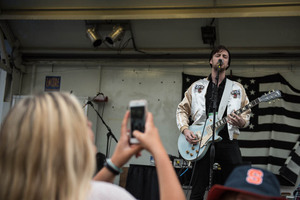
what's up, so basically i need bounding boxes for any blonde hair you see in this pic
[0,92,95,200]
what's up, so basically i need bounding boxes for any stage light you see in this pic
[86,27,102,47]
[105,25,124,45]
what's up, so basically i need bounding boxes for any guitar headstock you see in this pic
[258,90,282,103]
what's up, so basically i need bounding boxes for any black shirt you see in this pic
[205,74,229,140]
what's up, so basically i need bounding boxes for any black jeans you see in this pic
[189,139,243,200]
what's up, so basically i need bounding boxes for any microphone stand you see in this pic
[87,101,118,158]
[208,66,220,190]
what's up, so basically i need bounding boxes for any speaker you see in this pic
[201,26,216,45]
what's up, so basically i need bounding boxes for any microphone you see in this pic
[217,59,223,68]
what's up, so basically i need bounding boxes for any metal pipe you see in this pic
[0,3,299,20]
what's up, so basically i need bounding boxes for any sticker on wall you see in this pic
[45,76,61,91]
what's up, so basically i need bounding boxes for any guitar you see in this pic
[177,90,282,162]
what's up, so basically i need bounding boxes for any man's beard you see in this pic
[213,65,226,73]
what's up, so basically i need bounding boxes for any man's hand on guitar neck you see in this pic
[183,129,199,144]
[227,111,246,128]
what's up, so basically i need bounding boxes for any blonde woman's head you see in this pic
[0,92,95,200]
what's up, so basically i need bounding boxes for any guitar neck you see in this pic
[214,98,260,129]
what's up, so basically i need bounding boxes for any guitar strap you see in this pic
[217,78,233,120]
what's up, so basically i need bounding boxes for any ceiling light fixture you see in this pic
[105,25,124,45]
[86,27,102,47]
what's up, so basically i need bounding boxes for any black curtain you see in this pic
[125,165,159,200]
[96,152,106,172]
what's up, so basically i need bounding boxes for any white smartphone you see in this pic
[129,99,147,144]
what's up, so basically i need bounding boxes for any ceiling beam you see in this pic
[0,4,300,20]
[22,57,300,67]
[19,46,300,55]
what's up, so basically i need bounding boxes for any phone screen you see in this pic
[130,106,145,137]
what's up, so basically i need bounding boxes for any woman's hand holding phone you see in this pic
[110,111,143,168]
[132,112,164,155]
[129,99,147,144]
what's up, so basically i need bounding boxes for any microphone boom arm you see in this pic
[86,95,118,158]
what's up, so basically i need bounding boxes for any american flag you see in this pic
[181,73,300,186]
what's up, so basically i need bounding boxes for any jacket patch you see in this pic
[195,84,205,93]
[231,90,240,98]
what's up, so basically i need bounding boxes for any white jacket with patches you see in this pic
[176,77,251,140]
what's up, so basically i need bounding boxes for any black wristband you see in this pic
[104,161,120,175]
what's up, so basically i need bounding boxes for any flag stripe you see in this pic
[258,115,300,127]
[253,123,299,133]
[279,168,298,185]
[239,140,295,150]
[258,107,300,120]
[257,73,300,93]
[258,99,300,113]
[281,93,300,104]
[239,131,299,142]
[240,147,291,159]
[291,151,300,166]
[242,156,285,166]
[254,164,282,175]
[260,84,300,97]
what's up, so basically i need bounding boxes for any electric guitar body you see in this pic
[178,117,223,161]
[177,90,282,162]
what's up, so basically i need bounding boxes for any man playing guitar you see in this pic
[176,45,251,200]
